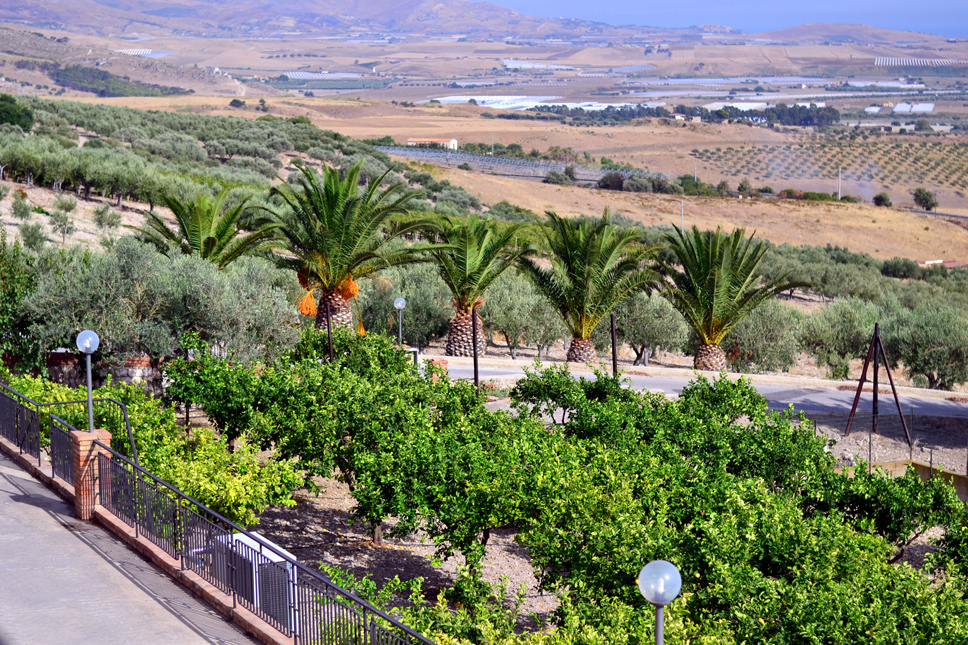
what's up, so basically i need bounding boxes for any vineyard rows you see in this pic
[691,141,968,189]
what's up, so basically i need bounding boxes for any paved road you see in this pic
[448,365,968,419]
[0,450,257,645]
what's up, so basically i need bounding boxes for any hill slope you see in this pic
[749,22,947,44]
[0,0,648,39]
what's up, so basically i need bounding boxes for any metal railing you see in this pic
[49,414,75,483]
[37,397,139,465]
[93,441,434,645]
[0,382,41,464]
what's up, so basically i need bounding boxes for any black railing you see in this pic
[49,414,75,483]
[0,382,41,464]
[94,442,434,645]
[38,397,138,466]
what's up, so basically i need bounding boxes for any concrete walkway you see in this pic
[0,450,257,645]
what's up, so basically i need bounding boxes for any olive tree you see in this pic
[882,306,968,390]
[611,292,689,366]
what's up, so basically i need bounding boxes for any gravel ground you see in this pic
[815,412,968,475]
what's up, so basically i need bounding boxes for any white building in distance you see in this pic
[406,138,458,150]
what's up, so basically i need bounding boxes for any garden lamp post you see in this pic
[638,560,682,645]
[394,298,407,346]
[75,330,99,434]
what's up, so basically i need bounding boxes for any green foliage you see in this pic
[0,94,34,130]
[873,193,894,208]
[544,170,572,185]
[19,222,46,252]
[660,226,807,348]
[287,327,414,377]
[481,270,566,360]
[0,230,39,369]
[24,238,298,364]
[53,194,76,212]
[130,187,279,269]
[487,201,536,224]
[612,292,688,366]
[801,298,879,378]
[882,305,968,389]
[47,64,189,97]
[92,203,122,230]
[268,159,424,322]
[426,214,535,314]
[520,210,659,342]
[358,262,451,350]
[11,192,32,221]
[723,299,803,372]
[914,187,939,211]
[47,207,75,245]
[4,371,299,525]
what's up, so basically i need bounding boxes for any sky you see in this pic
[493,0,968,39]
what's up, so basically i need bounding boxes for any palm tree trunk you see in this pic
[315,289,353,330]
[566,337,596,363]
[694,344,728,371]
[445,308,485,357]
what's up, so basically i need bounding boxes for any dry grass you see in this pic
[426,166,968,260]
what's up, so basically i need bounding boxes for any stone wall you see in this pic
[45,352,163,396]
[47,351,83,388]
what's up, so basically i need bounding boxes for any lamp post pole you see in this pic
[325,302,334,362]
[394,298,407,347]
[85,353,94,433]
[75,330,100,434]
[611,313,618,377]
[472,303,480,391]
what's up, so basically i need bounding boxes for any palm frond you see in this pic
[520,209,659,340]
[660,226,810,345]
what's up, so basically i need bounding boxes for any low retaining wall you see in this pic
[45,352,164,396]
[877,460,968,501]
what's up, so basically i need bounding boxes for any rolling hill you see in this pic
[749,22,949,44]
[0,0,654,39]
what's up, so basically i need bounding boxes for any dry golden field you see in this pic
[51,92,968,261]
[426,165,968,261]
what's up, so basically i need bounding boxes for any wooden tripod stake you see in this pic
[845,323,912,448]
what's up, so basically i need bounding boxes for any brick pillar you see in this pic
[70,428,112,520]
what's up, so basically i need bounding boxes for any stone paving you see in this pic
[0,450,257,645]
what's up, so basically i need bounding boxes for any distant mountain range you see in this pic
[0,0,950,42]
[0,0,653,38]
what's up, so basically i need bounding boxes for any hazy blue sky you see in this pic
[493,0,968,38]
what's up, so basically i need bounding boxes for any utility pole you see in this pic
[694,161,697,182]
[680,201,684,230]
[490,132,494,156]
[838,166,842,200]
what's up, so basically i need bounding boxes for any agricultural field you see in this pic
[693,138,968,195]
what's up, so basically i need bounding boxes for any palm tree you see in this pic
[659,226,807,371]
[129,188,279,270]
[269,159,423,330]
[519,210,659,363]
[426,215,535,357]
